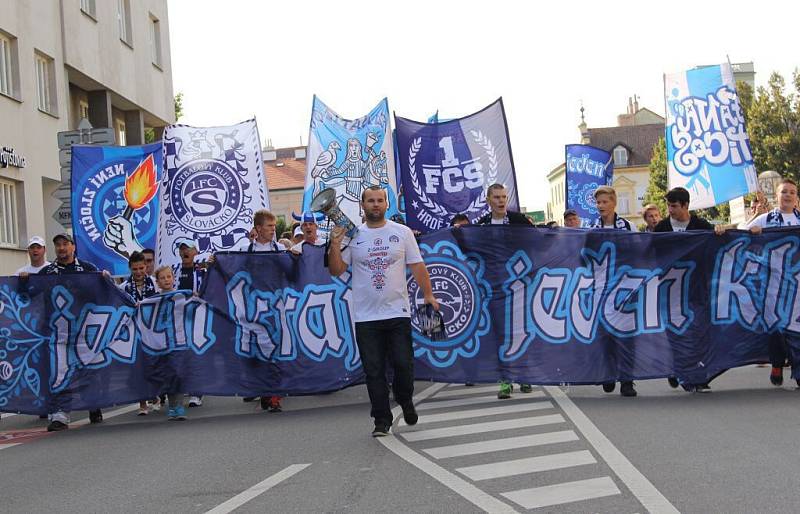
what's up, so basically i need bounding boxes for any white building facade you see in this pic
[0,0,174,273]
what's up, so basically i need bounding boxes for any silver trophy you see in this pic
[309,188,358,238]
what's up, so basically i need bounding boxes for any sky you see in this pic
[167,0,799,212]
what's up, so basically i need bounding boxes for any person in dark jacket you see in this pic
[477,183,532,398]
[654,187,716,392]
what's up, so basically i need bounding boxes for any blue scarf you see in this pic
[591,213,633,231]
[764,208,800,227]
[124,275,157,302]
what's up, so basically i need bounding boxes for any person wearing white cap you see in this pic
[290,211,325,255]
[15,236,50,275]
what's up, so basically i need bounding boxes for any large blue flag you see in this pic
[395,99,519,233]
[71,143,162,275]
[303,96,398,227]
[664,63,758,209]
[565,144,613,227]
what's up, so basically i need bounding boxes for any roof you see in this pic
[586,123,664,167]
[265,159,306,190]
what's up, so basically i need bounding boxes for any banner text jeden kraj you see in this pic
[4,228,800,414]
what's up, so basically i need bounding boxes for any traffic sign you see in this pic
[51,184,71,202]
[59,148,72,167]
[53,202,71,227]
[57,127,115,148]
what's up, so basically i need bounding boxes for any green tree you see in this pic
[145,92,184,143]
[642,136,668,215]
[738,71,800,182]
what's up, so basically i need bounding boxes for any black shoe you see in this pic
[620,381,637,397]
[667,377,679,388]
[89,409,103,424]
[401,403,418,426]
[47,420,68,432]
[602,382,615,393]
[243,397,257,403]
[259,397,269,410]
[694,383,711,393]
[372,424,390,437]
[464,382,474,386]
[39,414,48,419]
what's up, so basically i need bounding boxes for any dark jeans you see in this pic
[769,333,789,368]
[355,317,414,427]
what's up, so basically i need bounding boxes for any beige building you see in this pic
[263,145,307,230]
[0,0,174,274]
[547,98,664,228]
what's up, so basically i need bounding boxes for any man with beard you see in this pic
[327,186,439,437]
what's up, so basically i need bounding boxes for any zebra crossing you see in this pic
[389,383,662,512]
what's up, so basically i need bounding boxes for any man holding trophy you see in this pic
[327,185,439,437]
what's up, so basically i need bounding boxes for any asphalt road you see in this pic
[2,365,798,513]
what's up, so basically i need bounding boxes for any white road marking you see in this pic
[422,430,579,459]
[0,412,19,418]
[501,476,621,509]
[72,404,139,426]
[400,401,553,426]
[434,385,506,398]
[204,463,311,514]
[0,443,21,450]
[417,392,544,411]
[545,386,680,514]
[401,414,565,442]
[456,450,597,481]
[379,382,520,513]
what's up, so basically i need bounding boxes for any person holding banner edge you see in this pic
[477,183,534,399]
[327,185,439,437]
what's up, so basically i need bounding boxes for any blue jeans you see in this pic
[355,317,414,427]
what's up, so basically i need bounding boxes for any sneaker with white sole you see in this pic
[372,423,390,437]
[188,396,203,407]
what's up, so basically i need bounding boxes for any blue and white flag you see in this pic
[565,144,613,227]
[158,119,269,268]
[664,63,758,209]
[71,143,162,275]
[395,99,519,233]
[303,97,397,227]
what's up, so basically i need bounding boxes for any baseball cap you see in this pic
[52,233,74,244]
[563,209,578,218]
[293,227,303,237]
[27,236,45,248]
[175,239,198,249]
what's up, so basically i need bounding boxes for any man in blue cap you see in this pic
[290,210,325,254]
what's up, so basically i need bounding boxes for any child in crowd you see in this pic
[155,265,187,421]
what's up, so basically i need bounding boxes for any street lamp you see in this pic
[758,170,783,206]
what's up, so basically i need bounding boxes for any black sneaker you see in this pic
[371,424,390,437]
[602,382,615,393]
[89,409,103,424]
[667,377,679,388]
[47,420,68,432]
[243,397,257,403]
[259,397,270,410]
[401,403,418,426]
[620,381,637,397]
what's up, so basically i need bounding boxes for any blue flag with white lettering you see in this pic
[565,144,613,227]
[395,98,519,232]
[664,63,758,209]
[71,143,162,275]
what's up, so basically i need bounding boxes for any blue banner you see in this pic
[395,99,519,233]
[303,96,398,229]
[71,143,162,275]
[5,227,800,414]
[565,144,613,227]
[664,63,758,209]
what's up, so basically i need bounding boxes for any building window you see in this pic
[0,179,19,247]
[116,119,127,146]
[79,100,89,121]
[118,0,133,46]
[618,192,631,215]
[149,14,162,68]
[613,146,628,167]
[35,52,57,115]
[0,31,19,99]
[80,0,96,18]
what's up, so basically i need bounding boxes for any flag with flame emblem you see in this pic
[71,143,163,275]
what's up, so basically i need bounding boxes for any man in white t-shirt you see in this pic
[328,185,439,437]
[745,178,800,388]
[16,236,51,275]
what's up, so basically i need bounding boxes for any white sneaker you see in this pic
[188,396,203,407]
